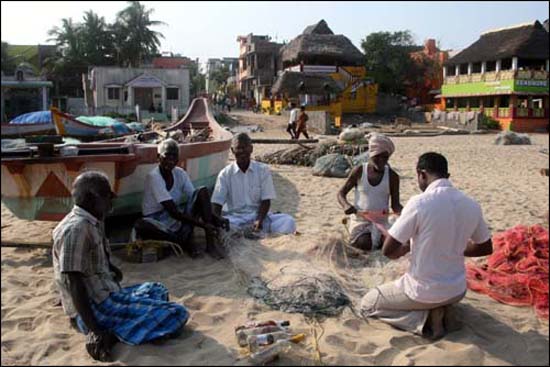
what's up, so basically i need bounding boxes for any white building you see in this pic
[85,66,190,116]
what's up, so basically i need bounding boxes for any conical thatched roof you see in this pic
[302,19,334,35]
[446,21,549,65]
[271,71,344,96]
[280,20,364,66]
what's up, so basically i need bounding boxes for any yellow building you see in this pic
[267,20,377,125]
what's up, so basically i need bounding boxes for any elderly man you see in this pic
[212,133,296,234]
[52,171,189,362]
[361,152,493,339]
[337,133,403,251]
[135,138,227,259]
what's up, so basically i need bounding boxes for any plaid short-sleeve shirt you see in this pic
[52,206,121,317]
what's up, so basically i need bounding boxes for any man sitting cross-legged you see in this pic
[211,133,296,235]
[52,171,189,362]
[134,138,227,259]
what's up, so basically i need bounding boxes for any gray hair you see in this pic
[231,133,252,148]
[72,171,111,206]
[157,138,179,156]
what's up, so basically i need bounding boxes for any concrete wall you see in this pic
[376,93,403,115]
[66,97,88,115]
[430,110,480,131]
[307,110,333,134]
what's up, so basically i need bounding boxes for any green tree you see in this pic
[114,1,165,67]
[188,61,205,98]
[209,66,230,93]
[361,31,421,95]
[1,41,17,74]
[80,10,116,66]
[45,17,87,96]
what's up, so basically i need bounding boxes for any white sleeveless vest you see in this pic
[353,163,390,214]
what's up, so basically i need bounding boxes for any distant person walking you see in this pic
[286,102,298,139]
[295,106,310,140]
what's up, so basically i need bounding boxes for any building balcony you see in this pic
[444,70,549,85]
[445,106,548,119]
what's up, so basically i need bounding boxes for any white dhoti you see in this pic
[224,212,296,234]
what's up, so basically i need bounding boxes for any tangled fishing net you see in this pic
[466,225,549,320]
[247,267,351,317]
[255,139,368,166]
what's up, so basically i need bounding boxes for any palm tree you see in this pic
[114,1,165,67]
[80,10,115,66]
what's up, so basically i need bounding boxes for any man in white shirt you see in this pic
[211,133,296,234]
[135,139,227,259]
[361,152,493,339]
[286,102,298,139]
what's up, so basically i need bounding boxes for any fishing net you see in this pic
[255,140,368,166]
[247,267,351,317]
[466,225,549,320]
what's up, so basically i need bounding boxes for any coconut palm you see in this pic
[114,1,165,67]
[80,10,115,66]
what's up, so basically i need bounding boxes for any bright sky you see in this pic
[2,1,548,69]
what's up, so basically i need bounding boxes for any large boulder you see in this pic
[352,151,370,166]
[495,131,532,145]
[312,154,352,178]
[338,127,364,142]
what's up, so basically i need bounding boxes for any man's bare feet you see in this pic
[443,304,462,333]
[206,243,225,260]
[427,307,446,340]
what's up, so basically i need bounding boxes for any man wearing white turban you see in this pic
[337,133,403,251]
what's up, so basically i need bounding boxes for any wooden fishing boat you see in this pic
[1,121,56,138]
[51,107,132,141]
[1,111,56,138]
[1,98,233,221]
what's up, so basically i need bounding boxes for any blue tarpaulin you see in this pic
[10,111,52,125]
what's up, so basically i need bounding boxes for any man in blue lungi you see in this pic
[52,171,189,361]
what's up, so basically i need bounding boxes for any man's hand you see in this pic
[344,205,357,215]
[213,215,230,231]
[86,330,117,362]
[111,265,123,283]
[540,168,549,177]
[253,220,263,232]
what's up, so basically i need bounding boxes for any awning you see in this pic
[1,80,53,88]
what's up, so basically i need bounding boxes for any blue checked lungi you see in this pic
[75,282,189,345]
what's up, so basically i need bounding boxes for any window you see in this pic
[167,88,179,100]
[499,95,510,108]
[501,58,512,70]
[459,64,468,75]
[472,62,482,73]
[485,61,496,72]
[107,87,120,100]
[457,98,468,108]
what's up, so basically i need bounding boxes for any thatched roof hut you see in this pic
[271,71,344,97]
[445,21,549,65]
[280,20,364,67]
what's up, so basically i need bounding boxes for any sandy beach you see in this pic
[1,111,549,366]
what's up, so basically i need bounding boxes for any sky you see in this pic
[2,1,549,69]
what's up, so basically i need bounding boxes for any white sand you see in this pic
[1,111,548,365]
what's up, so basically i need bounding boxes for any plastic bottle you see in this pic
[248,332,307,353]
[236,325,283,347]
[247,333,276,352]
[235,320,290,333]
[249,340,292,365]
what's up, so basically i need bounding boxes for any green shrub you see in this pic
[479,115,501,130]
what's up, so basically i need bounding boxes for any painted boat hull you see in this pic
[1,122,56,138]
[1,98,233,221]
[51,108,129,139]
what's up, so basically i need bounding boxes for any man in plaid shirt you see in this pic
[52,171,189,361]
